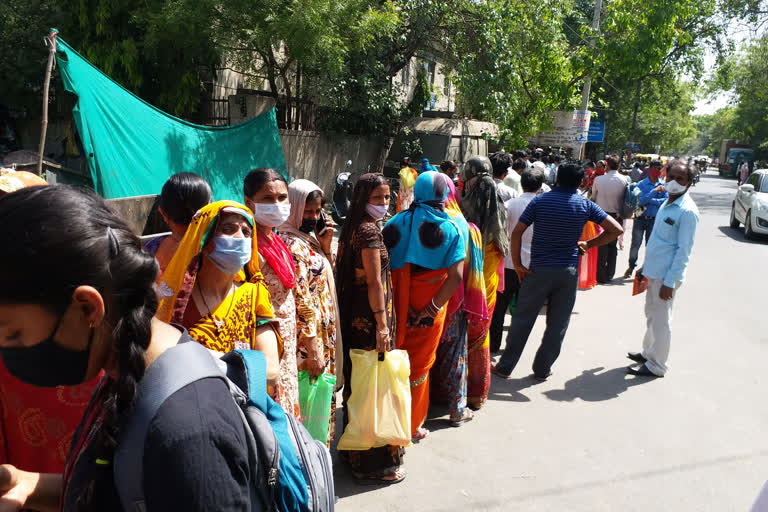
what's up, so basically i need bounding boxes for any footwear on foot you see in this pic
[353,468,407,486]
[412,427,429,441]
[533,370,553,382]
[627,351,647,364]
[627,363,662,378]
[450,409,474,427]
[490,362,512,379]
[623,267,635,279]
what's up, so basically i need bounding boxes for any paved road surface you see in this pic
[333,171,768,511]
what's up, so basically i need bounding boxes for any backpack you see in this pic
[114,341,335,512]
[621,182,643,219]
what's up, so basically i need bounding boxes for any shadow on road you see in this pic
[488,375,541,403]
[717,225,768,244]
[543,366,656,402]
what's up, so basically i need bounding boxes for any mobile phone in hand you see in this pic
[315,211,328,236]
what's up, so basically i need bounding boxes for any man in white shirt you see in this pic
[489,168,545,353]
[591,154,629,283]
[491,152,519,202]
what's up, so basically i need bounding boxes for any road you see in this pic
[333,171,768,511]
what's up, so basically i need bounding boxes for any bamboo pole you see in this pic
[37,29,58,176]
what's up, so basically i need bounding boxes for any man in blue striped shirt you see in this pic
[627,160,699,378]
[492,162,623,380]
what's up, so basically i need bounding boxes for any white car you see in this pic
[730,169,768,239]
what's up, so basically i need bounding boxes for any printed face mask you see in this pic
[207,236,252,274]
[251,202,291,228]
[365,203,388,220]
[0,313,94,387]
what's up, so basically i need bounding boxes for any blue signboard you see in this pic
[588,114,605,142]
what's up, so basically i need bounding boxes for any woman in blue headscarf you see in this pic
[382,171,465,441]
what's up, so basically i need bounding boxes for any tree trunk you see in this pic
[296,64,302,130]
[629,80,642,144]
[374,135,397,173]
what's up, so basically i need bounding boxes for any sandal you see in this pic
[412,427,429,441]
[353,468,407,486]
[450,409,474,427]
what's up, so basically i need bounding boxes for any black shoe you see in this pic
[627,352,647,364]
[627,363,662,378]
[623,267,635,279]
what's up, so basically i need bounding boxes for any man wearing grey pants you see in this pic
[491,162,623,380]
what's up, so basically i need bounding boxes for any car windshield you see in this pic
[760,176,768,193]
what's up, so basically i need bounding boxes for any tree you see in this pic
[451,0,579,147]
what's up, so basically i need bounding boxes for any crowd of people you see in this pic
[0,151,700,510]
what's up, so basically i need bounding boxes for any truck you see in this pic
[719,140,753,178]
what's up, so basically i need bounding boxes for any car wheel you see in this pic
[730,202,740,228]
[745,210,755,240]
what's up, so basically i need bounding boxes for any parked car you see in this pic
[730,169,768,239]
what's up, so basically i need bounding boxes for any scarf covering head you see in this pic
[280,178,345,389]
[459,155,510,258]
[156,200,262,323]
[442,174,488,321]
[419,158,438,174]
[383,171,465,271]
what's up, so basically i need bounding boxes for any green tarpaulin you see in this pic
[56,38,287,201]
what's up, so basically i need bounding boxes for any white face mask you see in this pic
[365,203,388,220]
[665,180,688,195]
[251,202,291,227]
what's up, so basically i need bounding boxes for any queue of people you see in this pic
[0,152,700,510]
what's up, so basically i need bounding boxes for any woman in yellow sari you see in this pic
[156,200,282,387]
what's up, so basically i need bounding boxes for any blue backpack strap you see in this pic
[224,350,309,511]
[114,342,226,512]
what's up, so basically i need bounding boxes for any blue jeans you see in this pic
[628,216,655,268]
[496,267,578,377]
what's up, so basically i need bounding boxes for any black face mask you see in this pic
[299,217,317,234]
[0,314,95,387]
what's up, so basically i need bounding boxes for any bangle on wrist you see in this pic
[377,328,389,335]
[372,309,385,315]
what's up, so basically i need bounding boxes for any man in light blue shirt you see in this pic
[627,160,699,377]
[623,160,668,278]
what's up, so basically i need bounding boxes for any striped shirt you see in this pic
[519,187,608,268]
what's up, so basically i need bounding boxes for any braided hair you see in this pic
[0,185,159,507]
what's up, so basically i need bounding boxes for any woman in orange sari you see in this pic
[459,156,509,409]
[156,201,282,388]
[383,171,464,441]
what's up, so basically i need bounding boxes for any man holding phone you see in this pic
[627,160,699,378]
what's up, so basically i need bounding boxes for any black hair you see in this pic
[649,160,663,168]
[306,189,323,203]
[511,158,527,172]
[439,160,457,173]
[0,185,159,506]
[159,172,212,225]
[521,169,545,193]
[489,152,512,178]
[667,159,696,183]
[513,150,526,160]
[556,162,587,188]
[606,155,620,170]
[335,173,388,301]
[243,168,287,197]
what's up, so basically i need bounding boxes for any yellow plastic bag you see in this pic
[337,349,412,450]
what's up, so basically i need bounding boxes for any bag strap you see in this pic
[114,341,226,512]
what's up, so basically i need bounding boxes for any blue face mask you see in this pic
[206,236,252,275]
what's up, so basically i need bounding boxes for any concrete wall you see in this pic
[279,130,385,195]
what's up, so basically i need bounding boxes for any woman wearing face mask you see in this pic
[155,200,281,388]
[144,173,212,277]
[278,179,341,446]
[335,173,405,484]
[383,172,465,440]
[243,168,300,418]
[0,186,253,511]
